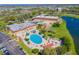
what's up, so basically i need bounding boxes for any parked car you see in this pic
[1,47,10,55]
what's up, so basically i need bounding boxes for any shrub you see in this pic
[32,48,39,54]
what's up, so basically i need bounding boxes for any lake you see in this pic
[62,16,79,54]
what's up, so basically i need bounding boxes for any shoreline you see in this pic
[59,13,79,19]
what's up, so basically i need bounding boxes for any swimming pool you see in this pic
[29,34,42,44]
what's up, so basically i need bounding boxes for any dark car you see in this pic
[1,47,10,55]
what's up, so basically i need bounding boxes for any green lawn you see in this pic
[50,21,66,38]
[51,21,76,54]
[0,50,3,55]
[18,39,32,55]
[59,13,79,19]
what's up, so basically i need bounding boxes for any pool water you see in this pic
[29,34,42,44]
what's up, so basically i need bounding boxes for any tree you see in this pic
[47,33,53,37]
[37,24,42,30]
[56,45,67,55]
[43,48,57,55]
[32,48,39,54]
[61,45,67,54]
[56,47,62,55]
[16,15,24,23]
[52,23,60,27]
[5,16,16,22]
[0,21,7,31]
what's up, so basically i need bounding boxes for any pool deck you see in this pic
[16,29,61,50]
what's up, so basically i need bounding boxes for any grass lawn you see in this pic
[18,39,32,55]
[59,13,79,19]
[51,20,76,54]
[50,21,66,38]
[0,50,3,55]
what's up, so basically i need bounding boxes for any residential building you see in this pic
[7,21,37,37]
[32,15,62,26]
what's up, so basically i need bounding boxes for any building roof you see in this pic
[0,32,11,44]
[8,21,36,32]
[33,15,59,20]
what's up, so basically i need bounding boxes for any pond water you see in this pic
[62,16,79,54]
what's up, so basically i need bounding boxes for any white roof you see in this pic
[33,15,59,19]
[8,21,36,32]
